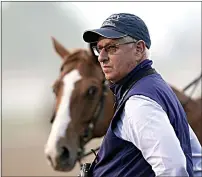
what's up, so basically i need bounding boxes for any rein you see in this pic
[77,80,109,166]
[182,72,202,106]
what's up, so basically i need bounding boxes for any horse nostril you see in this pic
[60,146,70,160]
[47,155,54,167]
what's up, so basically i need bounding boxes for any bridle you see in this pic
[77,80,109,166]
[49,79,109,163]
[182,72,202,106]
[50,79,109,166]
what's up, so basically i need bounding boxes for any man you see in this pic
[83,13,201,176]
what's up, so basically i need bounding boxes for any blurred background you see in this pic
[2,1,201,176]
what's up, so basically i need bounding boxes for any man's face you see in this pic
[97,37,138,83]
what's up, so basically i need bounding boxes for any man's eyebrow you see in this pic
[97,40,116,48]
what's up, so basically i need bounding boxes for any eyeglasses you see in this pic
[91,40,137,56]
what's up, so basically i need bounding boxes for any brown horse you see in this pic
[171,87,202,145]
[44,37,202,172]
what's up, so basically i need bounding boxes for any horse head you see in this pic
[44,37,114,171]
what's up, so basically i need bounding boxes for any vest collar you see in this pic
[109,59,153,101]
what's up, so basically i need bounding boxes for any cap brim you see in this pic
[83,28,127,43]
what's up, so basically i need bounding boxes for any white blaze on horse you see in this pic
[45,70,81,169]
[45,37,202,172]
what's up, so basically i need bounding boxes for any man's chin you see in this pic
[105,74,113,82]
[105,77,116,84]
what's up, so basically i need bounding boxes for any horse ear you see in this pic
[51,36,70,60]
[89,43,99,65]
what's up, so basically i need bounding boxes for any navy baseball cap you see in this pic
[83,13,151,49]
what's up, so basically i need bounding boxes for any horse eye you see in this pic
[86,86,98,97]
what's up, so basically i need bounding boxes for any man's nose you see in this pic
[98,49,108,62]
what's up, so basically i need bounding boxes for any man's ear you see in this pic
[89,43,99,65]
[135,40,145,54]
[133,40,147,63]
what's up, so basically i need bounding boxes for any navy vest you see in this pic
[90,60,193,177]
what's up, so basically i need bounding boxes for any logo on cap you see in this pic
[102,14,121,28]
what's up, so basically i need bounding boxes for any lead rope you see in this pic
[91,149,97,157]
[183,73,202,92]
[182,72,202,105]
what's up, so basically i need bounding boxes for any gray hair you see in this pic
[118,36,150,58]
